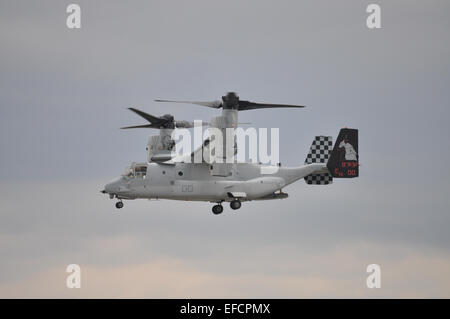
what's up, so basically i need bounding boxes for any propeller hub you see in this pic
[161,114,174,122]
[222,92,239,109]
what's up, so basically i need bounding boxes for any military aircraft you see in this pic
[101,92,359,214]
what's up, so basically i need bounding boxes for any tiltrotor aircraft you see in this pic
[101,92,359,214]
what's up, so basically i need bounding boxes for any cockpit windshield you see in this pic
[121,163,147,179]
[121,166,134,178]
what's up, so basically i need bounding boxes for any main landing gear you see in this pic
[212,200,242,214]
[230,200,241,210]
[212,204,223,215]
[115,201,124,209]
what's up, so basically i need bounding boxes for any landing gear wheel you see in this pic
[230,200,241,210]
[212,204,223,215]
[115,201,124,209]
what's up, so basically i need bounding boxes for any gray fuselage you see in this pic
[103,162,326,202]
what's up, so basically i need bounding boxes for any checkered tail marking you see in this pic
[304,136,333,185]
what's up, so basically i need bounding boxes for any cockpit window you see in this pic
[135,165,147,179]
[121,164,147,179]
[121,167,134,178]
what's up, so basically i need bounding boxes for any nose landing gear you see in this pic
[115,201,124,209]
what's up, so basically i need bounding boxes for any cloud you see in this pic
[1,180,450,297]
[2,241,450,298]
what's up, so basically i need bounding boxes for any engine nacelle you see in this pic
[146,129,175,162]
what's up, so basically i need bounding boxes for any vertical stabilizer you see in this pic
[304,136,333,185]
[327,128,359,178]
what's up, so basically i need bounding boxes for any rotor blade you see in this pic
[175,120,210,128]
[155,99,222,109]
[238,101,306,111]
[120,124,158,129]
[128,108,167,125]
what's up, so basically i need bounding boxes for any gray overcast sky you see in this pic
[1,0,450,297]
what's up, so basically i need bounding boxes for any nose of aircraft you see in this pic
[102,177,124,194]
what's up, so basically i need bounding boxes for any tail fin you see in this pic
[304,136,333,185]
[327,128,359,178]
